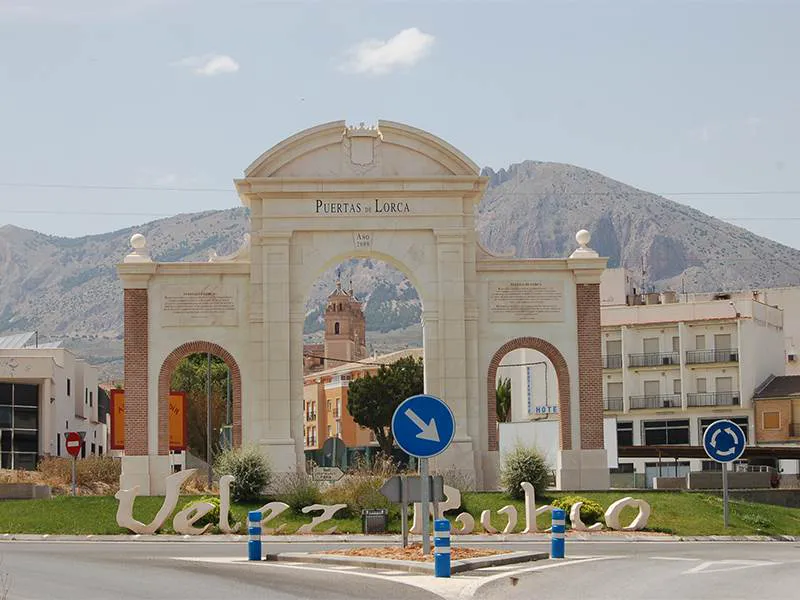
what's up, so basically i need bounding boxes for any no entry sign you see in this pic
[65,431,82,458]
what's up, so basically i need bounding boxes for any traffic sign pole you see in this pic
[71,457,76,497]
[722,463,729,528]
[390,394,455,557]
[420,457,430,555]
[702,419,746,530]
[400,475,409,548]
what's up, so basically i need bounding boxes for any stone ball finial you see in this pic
[576,229,591,248]
[130,233,147,250]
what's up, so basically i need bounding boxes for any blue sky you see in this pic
[1,0,798,248]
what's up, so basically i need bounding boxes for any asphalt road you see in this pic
[2,540,799,600]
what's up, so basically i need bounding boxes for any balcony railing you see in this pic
[628,352,679,368]
[603,355,623,369]
[604,397,624,411]
[629,394,681,410]
[687,391,740,407]
[686,348,739,364]
[305,412,316,421]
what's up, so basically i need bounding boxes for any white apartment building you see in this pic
[686,286,800,377]
[599,269,792,485]
[0,332,109,470]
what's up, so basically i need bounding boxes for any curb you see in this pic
[2,532,799,543]
[264,550,549,574]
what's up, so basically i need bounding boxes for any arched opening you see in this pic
[487,337,571,452]
[301,257,423,469]
[158,341,242,466]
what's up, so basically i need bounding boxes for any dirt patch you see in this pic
[322,545,510,562]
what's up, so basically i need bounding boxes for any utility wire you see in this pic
[1,181,799,196]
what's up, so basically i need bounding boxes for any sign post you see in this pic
[65,431,82,496]
[702,419,746,528]
[311,466,344,483]
[391,394,455,555]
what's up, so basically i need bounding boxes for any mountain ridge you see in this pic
[2,161,799,378]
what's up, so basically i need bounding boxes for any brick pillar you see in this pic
[124,288,149,455]
[576,283,604,449]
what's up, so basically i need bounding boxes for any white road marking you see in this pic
[328,565,360,571]
[683,560,781,575]
[459,556,622,599]
[650,556,700,562]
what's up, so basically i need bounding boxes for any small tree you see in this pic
[496,377,511,423]
[347,356,423,456]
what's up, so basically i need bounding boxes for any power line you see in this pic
[1,180,799,197]
[0,207,796,222]
[302,351,414,368]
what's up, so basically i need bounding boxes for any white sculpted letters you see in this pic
[115,474,651,535]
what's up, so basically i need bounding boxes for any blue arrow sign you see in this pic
[702,419,746,463]
[392,394,455,459]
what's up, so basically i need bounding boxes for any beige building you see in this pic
[0,332,109,469]
[598,269,794,485]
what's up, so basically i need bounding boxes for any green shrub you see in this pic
[213,445,272,502]
[740,512,772,531]
[552,496,605,525]
[274,473,321,511]
[322,456,402,518]
[180,496,220,528]
[500,445,550,500]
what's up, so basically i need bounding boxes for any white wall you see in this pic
[497,348,559,421]
[499,417,618,470]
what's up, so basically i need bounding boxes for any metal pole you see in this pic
[226,367,231,441]
[722,462,729,528]
[420,458,430,555]
[400,475,409,548]
[207,352,212,487]
[71,457,77,496]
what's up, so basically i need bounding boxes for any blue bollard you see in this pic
[248,510,262,561]
[551,508,566,559]
[434,518,451,578]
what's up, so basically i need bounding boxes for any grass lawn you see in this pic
[1,491,799,536]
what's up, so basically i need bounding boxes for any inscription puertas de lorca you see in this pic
[315,199,410,214]
[489,281,565,323]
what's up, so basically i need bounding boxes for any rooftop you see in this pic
[754,375,800,399]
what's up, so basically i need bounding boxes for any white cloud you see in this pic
[340,27,435,75]
[172,54,240,77]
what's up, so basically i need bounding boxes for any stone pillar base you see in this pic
[120,455,173,496]
[428,439,479,491]
[555,449,610,491]
[258,439,301,476]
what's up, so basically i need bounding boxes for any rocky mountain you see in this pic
[2,161,800,378]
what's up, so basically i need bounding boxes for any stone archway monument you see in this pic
[117,120,609,494]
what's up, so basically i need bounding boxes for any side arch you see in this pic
[157,341,243,455]
[486,337,572,452]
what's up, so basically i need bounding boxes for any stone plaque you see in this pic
[489,281,565,322]
[161,285,238,327]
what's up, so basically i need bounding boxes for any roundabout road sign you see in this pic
[391,394,455,459]
[702,419,746,463]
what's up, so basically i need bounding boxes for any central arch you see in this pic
[157,341,243,454]
[486,337,572,452]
